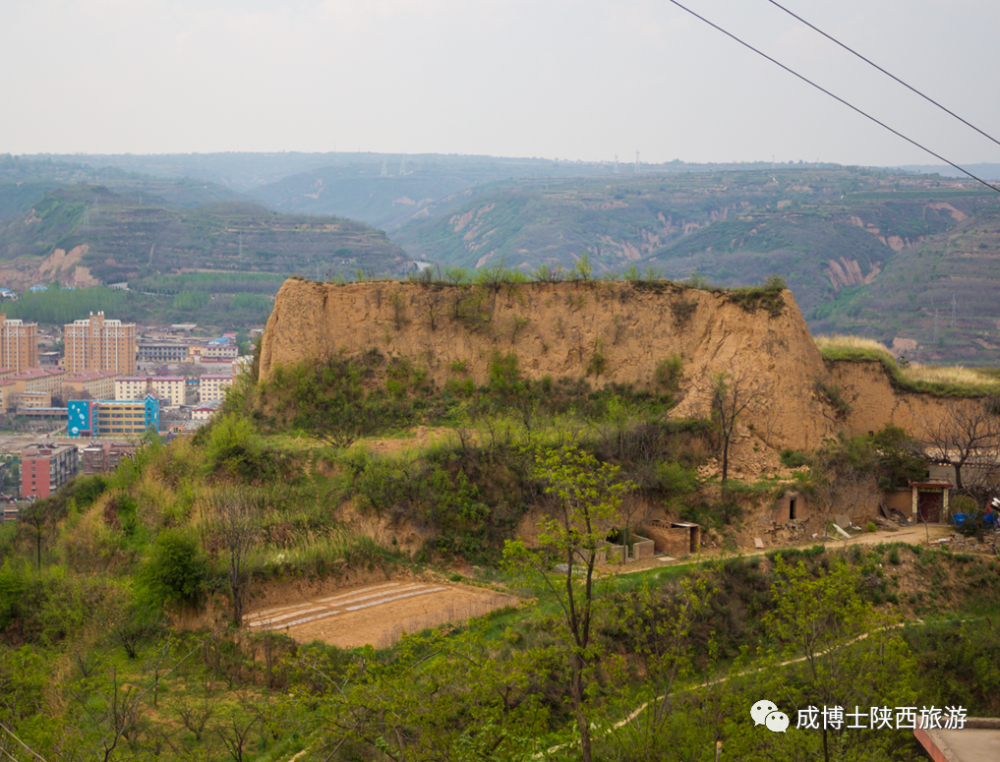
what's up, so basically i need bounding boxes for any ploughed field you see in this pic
[245,581,518,648]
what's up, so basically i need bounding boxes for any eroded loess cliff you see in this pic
[257,279,991,451]
[260,280,843,449]
[828,360,982,438]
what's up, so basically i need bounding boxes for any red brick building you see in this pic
[21,443,77,499]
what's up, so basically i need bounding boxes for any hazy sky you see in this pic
[4,0,1000,166]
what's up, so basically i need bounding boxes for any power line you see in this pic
[765,0,1000,151]
[665,0,1000,194]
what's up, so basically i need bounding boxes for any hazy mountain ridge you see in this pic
[9,153,1000,363]
[0,185,409,288]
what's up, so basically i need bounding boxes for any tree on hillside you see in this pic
[752,556,917,762]
[212,488,259,626]
[921,398,1000,498]
[309,629,549,761]
[704,367,771,484]
[18,501,54,569]
[504,443,635,762]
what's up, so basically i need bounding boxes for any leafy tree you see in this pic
[743,556,917,762]
[597,575,710,760]
[504,443,634,762]
[138,529,206,610]
[17,501,54,569]
[300,628,549,761]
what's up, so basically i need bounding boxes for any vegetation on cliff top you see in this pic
[815,334,1000,397]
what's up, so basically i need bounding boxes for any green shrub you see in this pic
[654,354,683,393]
[814,380,852,418]
[488,352,527,398]
[653,461,699,496]
[204,414,269,479]
[586,339,608,377]
[138,530,207,610]
[444,377,476,397]
[779,449,810,468]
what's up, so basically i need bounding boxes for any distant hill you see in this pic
[13,153,1000,364]
[389,168,1000,363]
[0,155,250,218]
[0,185,410,289]
[33,152,844,233]
[893,163,1000,180]
[810,202,1000,364]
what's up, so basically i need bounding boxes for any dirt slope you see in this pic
[258,279,985,450]
[260,280,835,450]
[829,360,981,438]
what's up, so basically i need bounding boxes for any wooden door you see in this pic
[918,491,942,523]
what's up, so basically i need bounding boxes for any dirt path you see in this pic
[246,581,518,649]
[611,524,958,576]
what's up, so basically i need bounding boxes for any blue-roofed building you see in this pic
[28,285,47,292]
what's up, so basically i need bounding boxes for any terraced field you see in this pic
[246,581,518,648]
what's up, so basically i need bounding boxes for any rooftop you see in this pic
[65,370,118,382]
[10,368,63,381]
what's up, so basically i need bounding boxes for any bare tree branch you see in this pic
[702,366,772,484]
[211,487,260,626]
[921,400,1000,499]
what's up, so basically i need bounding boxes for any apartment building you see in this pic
[64,312,136,375]
[188,343,238,362]
[21,443,78,499]
[80,442,137,475]
[0,315,39,372]
[67,396,160,438]
[63,370,117,402]
[199,374,233,402]
[191,398,223,421]
[0,367,66,411]
[232,356,253,377]
[115,375,185,407]
[136,341,189,364]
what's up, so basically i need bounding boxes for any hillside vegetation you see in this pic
[0,155,248,220]
[815,335,1000,397]
[1,328,999,760]
[0,185,409,290]
[11,154,1000,361]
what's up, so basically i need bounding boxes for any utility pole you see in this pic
[635,150,640,173]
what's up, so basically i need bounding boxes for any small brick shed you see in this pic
[773,491,809,523]
[640,520,701,558]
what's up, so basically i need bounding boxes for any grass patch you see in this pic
[816,335,1000,397]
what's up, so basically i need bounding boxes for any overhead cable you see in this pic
[766,0,1000,151]
[665,0,1000,193]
